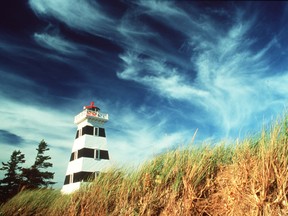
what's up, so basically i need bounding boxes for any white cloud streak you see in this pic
[34,32,84,55]
[117,52,209,102]
[106,103,190,167]
[29,0,115,37]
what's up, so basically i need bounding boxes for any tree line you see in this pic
[0,140,55,203]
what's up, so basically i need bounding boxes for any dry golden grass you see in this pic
[1,117,288,215]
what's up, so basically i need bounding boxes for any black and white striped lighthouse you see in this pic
[61,102,111,194]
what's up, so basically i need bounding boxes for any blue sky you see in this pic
[1,1,288,188]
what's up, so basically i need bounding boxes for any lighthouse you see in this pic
[61,102,111,194]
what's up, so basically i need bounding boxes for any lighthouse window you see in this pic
[95,149,109,160]
[75,130,79,139]
[82,125,94,136]
[99,128,106,137]
[78,148,94,158]
[73,171,94,183]
[100,150,109,160]
[64,175,70,185]
[70,152,75,161]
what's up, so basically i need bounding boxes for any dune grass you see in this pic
[1,117,288,215]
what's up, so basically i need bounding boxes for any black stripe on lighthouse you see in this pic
[63,171,100,185]
[69,148,109,161]
[75,126,106,139]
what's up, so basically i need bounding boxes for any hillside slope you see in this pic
[1,118,288,215]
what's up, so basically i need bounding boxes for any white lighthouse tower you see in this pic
[61,102,111,194]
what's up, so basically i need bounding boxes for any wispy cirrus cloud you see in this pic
[34,32,84,56]
[116,1,288,137]
[106,102,190,167]
[29,0,115,37]
[117,52,209,101]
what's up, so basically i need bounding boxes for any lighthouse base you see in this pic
[61,182,89,194]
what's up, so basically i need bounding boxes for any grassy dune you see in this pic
[1,118,288,215]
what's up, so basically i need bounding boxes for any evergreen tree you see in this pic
[22,140,56,189]
[0,150,25,203]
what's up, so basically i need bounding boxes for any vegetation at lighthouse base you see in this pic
[1,116,288,215]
